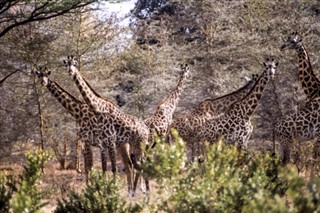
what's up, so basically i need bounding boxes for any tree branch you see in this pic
[0,69,20,87]
[0,0,97,38]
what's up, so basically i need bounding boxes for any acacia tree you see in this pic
[0,0,100,85]
[0,0,119,163]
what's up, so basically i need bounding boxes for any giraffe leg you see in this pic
[100,148,107,175]
[119,144,133,195]
[132,153,142,194]
[75,138,82,173]
[281,137,292,165]
[108,141,118,178]
[132,155,149,195]
[83,142,93,184]
[313,134,320,161]
[187,138,196,162]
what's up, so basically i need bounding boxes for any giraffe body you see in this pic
[34,68,114,182]
[170,74,258,159]
[276,32,320,163]
[144,64,189,148]
[197,59,278,150]
[63,56,149,195]
[275,99,320,163]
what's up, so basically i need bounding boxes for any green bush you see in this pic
[142,129,187,182]
[55,170,142,213]
[9,149,51,213]
[141,134,289,212]
[2,137,320,212]
[166,140,287,212]
[0,172,17,213]
[141,133,320,213]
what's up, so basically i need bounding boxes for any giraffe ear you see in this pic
[35,70,41,76]
[275,62,279,67]
[47,71,51,76]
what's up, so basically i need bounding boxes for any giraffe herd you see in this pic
[33,32,319,195]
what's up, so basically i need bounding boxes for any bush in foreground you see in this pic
[1,136,320,212]
[55,171,142,213]
[0,149,51,213]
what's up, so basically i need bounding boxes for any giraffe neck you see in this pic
[46,79,83,118]
[295,44,320,100]
[71,68,114,113]
[229,70,270,118]
[196,79,256,118]
[155,72,188,118]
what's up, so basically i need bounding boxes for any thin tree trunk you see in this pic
[32,75,45,172]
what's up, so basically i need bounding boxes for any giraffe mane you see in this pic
[82,77,117,106]
[199,79,255,104]
[299,46,320,83]
[52,80,84,104]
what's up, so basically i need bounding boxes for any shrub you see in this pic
[142,133,290,212]
[142,129,187,182]
[0,172,17,213]
[9,149,51,213]
[55,170,142,213]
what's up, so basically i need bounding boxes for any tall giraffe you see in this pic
[170,74,259,159]
[275,98,320,164]
[33,67,115,182]
[281,31,320,101]
[144,64,189,148]
[196,59,278,150]
[275,32,320,163]
[63,56,149,195]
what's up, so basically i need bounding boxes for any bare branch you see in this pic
[0,0,97,38]
[0,69,20,87]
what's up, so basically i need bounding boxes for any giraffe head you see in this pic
[34,67,51,86]
[63,56,78,77]
[178,63,190,78]
[263,58,279,79]
[281,31,302,50]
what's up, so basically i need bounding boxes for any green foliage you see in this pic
[0,172,17,213]
[141,134,320,213]
[151,137,286,212]
[2,137,320,212]
[286,171,320,213]
[10,149,51,213]
[142,129,187,182]
[55,170,142,213]
[244,167,320,213]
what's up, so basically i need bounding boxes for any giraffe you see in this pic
[281,31,320,101]
[144,64,190,148]
[33,67,115,183]
[274,98,320,164]
[63,56,149,195]
[275,32,320,163]
[170,73,259,159]
[129,64,190,192]
[196,59,278,151]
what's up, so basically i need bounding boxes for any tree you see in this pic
[0,0,98,38]
[0,0,100,85]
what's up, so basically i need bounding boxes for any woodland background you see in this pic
[0,0,320,176]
